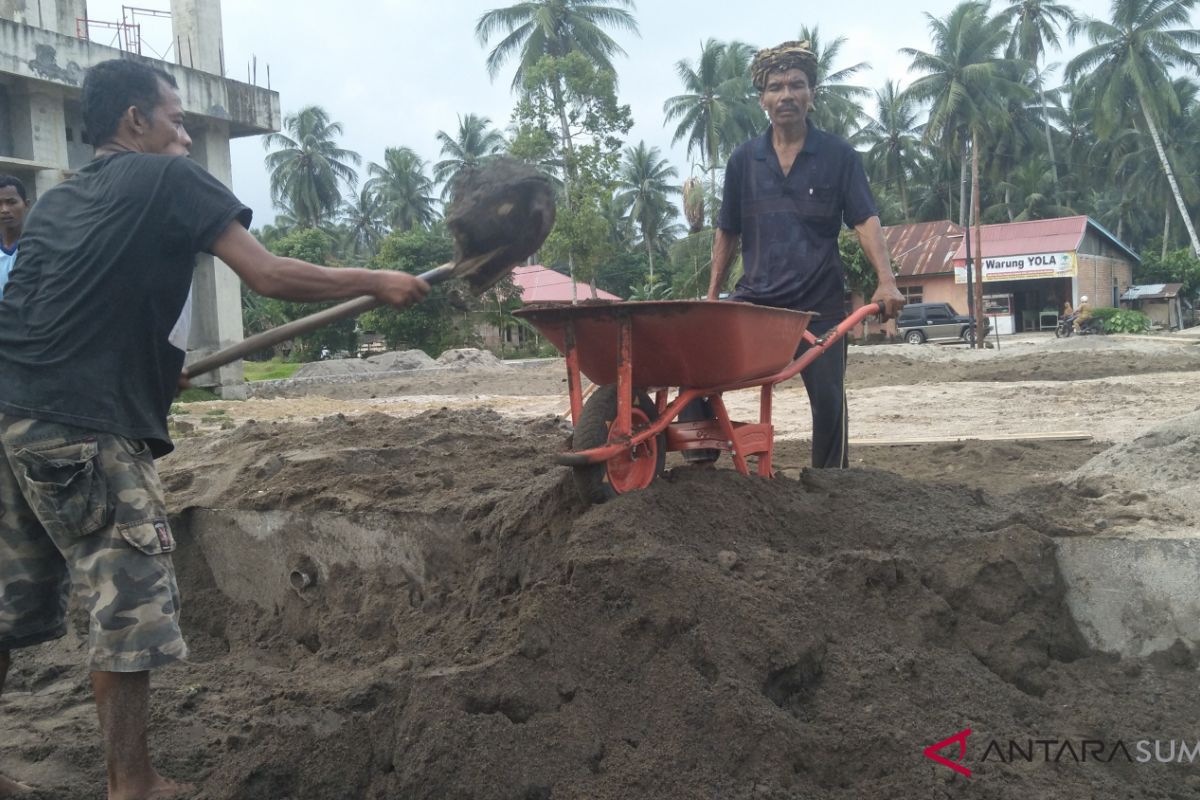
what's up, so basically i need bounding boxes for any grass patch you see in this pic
[203,408,228,417]
[177,388,219,403]
[242,359,303,381]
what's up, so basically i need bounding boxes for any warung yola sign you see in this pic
[955,251,1077,283]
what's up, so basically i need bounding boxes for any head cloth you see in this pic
[751,41,819,92]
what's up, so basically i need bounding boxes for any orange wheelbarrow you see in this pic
[514,299,885,502]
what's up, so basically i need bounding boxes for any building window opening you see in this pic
[900,285,924,305]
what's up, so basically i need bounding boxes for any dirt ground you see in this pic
[4,335,1200,799]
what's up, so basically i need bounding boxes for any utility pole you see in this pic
[960,140,975,346]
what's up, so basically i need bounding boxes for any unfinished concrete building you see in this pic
[0,0,279,395]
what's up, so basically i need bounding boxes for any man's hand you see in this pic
[372,271,430,309]
[707,229,740,301]
[870,283,906,321]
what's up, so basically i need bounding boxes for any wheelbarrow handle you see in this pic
[754,301,885,388]
[183,262,457,379]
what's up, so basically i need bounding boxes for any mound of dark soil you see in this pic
[6,411,1199,799]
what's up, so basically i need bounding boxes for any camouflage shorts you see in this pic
[0,415,187,671]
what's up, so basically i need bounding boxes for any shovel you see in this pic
[184,158,556,379]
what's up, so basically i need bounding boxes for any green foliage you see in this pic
[542,178,621,290]
[1090,307,1151,334]
[593,250,646,299]
[839,229,892,297]
[242,359,303,382]
[669,230,717,298]
[1137,248,1200,297]
[258,229,359,356]
[627,276,672,300]
[270,228,336,264]
[177,388,219,403]
[361,228,466,355]
[515,53,633,290]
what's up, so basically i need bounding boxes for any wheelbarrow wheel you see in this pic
[572,384,666,503]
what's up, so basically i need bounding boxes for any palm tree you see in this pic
[615,142,680,282]
[476,0,638,89]
[987,63,1050,215]
[1000,0,1076,186]
[476,0,638,185]
[984,157,1075,221]
[341,187,388,260]
[1066,0,1200,255]
[902,1,1028,346]
[433,114,507,196]
[797,25,871,137]
[367,147,438,233]
[1044,76,1100,207]
[858,80,925,220]
[263,106,361,229]
[663,39,761,225]
[1109,77,1200,255]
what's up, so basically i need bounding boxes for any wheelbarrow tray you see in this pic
[515,300,814,387]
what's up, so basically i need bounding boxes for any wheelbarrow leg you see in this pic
[564,320,584,426]
[612,313,634,439]
[757,384,775,477]
[707,394,750,476]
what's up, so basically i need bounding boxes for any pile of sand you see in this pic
[283,348,507,382]
[290,358,381,379]
[366,348,437,371]
[291,349,438,380]
[436,347,508,369]
[8,411,1198,799]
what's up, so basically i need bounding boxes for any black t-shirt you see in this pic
[0,153,251,456]
[718,125,878,318]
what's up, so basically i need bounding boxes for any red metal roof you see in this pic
[882,220,963,277]
[949,216,1090,263]
[511,265,621,303]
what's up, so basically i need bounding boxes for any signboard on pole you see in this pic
[955,251,1077,283]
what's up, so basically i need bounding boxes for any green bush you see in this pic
[1102,309,1151,334]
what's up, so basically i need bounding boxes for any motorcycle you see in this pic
[1055,314,1104,338]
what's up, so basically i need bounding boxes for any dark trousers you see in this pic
[680,317,848,469]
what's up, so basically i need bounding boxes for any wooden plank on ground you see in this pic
[850,431,1093,447]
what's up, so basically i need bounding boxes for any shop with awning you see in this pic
[950,216,1139,334]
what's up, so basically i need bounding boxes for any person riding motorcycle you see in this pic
[1074,295,1092,333]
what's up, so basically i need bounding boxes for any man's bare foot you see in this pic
[0,774,33,796]
[109,776,194,800]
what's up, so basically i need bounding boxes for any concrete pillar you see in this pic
[0,0,29,26]
[0,0,78,35]
[170,0,223,76]
[55,0,87,38]
[26,86,68,195]
[186,119,246,398]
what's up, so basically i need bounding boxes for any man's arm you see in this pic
[707,229,741,301]
[853,215,904,320]
[210,221,429,308]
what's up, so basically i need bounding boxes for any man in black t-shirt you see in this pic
[700,41,904,469]
[0,60,428,799]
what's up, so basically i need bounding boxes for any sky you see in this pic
[82,0,1141,227]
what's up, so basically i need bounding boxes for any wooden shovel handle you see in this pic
[184,262,455,379]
